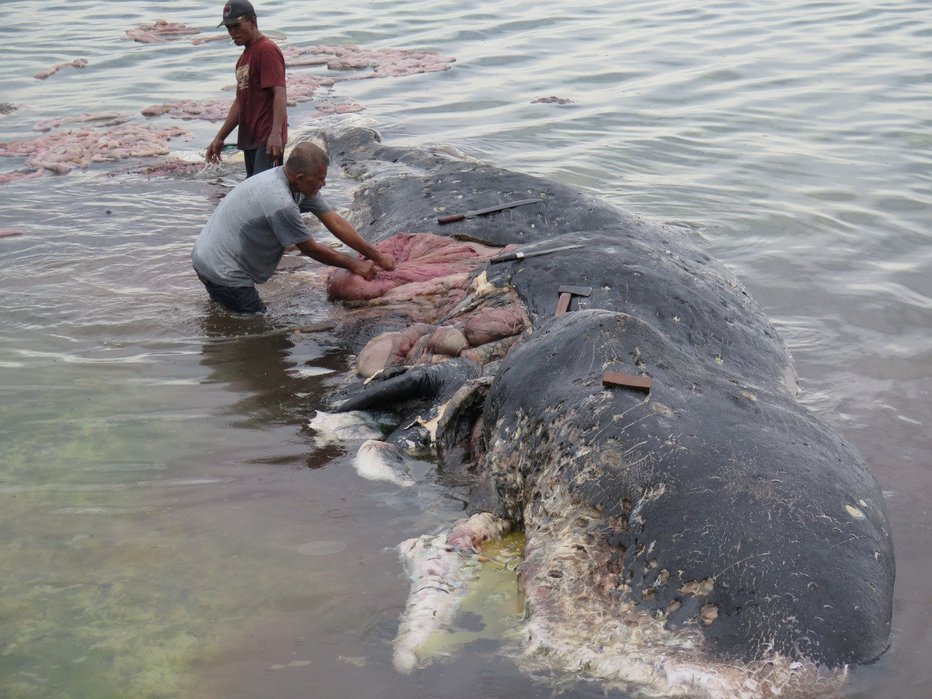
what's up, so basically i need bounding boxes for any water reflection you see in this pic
[197,306,351,468]
[199,310,295,421]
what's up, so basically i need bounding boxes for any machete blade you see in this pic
[437,197,542,224]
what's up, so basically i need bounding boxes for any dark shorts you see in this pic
[196,274,267,314]
[243,147,282,178]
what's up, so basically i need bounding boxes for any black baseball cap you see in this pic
[218,0,255,27]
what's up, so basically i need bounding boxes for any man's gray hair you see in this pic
[286,142,330,174]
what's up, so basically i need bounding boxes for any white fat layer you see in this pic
[392,513,511,673]
[354,439,415,487]
[307,409,383,445]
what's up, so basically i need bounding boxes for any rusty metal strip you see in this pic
[602,370,652,393]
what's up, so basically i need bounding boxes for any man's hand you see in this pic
[375,252,396,271]
[205,138,224,164]
[266,132,284,164]
[349,258,379,280]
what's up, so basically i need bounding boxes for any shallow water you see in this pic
[1,1,930,697]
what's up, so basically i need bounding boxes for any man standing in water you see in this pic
[205,0,287,177]
[192,142,396,313]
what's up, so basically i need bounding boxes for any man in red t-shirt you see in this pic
[206,0,287,177]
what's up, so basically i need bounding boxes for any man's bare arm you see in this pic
[206,97,241,163]
[317,211,396,270]
[266,85,287,163]
[294,237,378,280]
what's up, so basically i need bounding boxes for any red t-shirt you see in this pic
[234,36,287,150]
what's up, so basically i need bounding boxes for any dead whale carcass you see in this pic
[311,126,894,695]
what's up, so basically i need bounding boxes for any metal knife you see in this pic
[489,243,584,264]
[437,197,542,224]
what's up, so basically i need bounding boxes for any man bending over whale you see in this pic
[192,142,395,313]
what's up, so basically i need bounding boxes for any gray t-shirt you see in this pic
[192,166,332,287]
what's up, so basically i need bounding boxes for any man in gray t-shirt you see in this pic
[192,142,394,313]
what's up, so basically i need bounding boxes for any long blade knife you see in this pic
[489,243,584,264]
[437,197,541,224]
